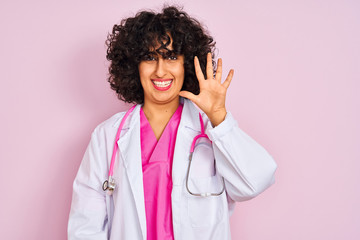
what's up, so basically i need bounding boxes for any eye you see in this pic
[166,55,178,60]
[143,54,156,61]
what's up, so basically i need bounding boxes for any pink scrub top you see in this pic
[140,104,183,240]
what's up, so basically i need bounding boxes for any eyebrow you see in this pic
[146,49,177,58]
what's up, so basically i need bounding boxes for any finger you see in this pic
[215,58,222,83]
[222,69,234,89]
[194,56,205,82]
[206,52,213,80]
[179,90,198,102]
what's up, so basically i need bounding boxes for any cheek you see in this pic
[138,64,146,76]
[138,64,151,85]
[175,64,185,80]
[176,72,185,90]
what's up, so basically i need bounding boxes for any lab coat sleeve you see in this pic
[206,112,277,202]
[68,128,109,240]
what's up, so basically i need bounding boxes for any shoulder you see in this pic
[92,105,139,139]
[94,111,126,133]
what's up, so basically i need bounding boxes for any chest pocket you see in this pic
[185,140,224,228]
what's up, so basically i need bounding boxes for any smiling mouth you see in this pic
[151,79,173,90]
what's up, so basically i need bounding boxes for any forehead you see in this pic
[146,33,174,53]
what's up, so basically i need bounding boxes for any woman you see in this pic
[68,6,277,240]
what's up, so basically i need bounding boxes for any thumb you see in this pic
[179,90,197,102]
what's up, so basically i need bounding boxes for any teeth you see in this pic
[152,80,172,87]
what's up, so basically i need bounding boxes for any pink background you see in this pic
[1,0,359,239]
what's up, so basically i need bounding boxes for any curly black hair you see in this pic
[106,5,216,104]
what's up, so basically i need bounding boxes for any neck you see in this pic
[142,97,180,122]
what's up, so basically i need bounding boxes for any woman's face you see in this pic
[138,40,185,106]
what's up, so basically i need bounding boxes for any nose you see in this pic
[155,58,166,78]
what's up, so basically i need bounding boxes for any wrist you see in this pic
[207,108,227,127]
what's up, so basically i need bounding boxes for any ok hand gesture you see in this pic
[179,52,234,126]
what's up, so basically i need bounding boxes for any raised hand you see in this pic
[179,52,234,126]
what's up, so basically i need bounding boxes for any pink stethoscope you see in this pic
[102,105,225,197]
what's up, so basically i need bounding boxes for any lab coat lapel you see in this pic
[172,98,202,186]
[117,105,147,240]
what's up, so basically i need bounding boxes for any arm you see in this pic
[206,112,277,202]
[68,129,109,240]
[180,52,276,201]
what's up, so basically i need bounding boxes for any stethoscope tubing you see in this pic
[108,105,136,177]
[103,106,225,197]
[186,113,225,197]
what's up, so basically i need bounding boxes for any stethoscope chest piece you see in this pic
[102,176,116,195]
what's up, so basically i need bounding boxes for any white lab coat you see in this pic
[68,98,277,240]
